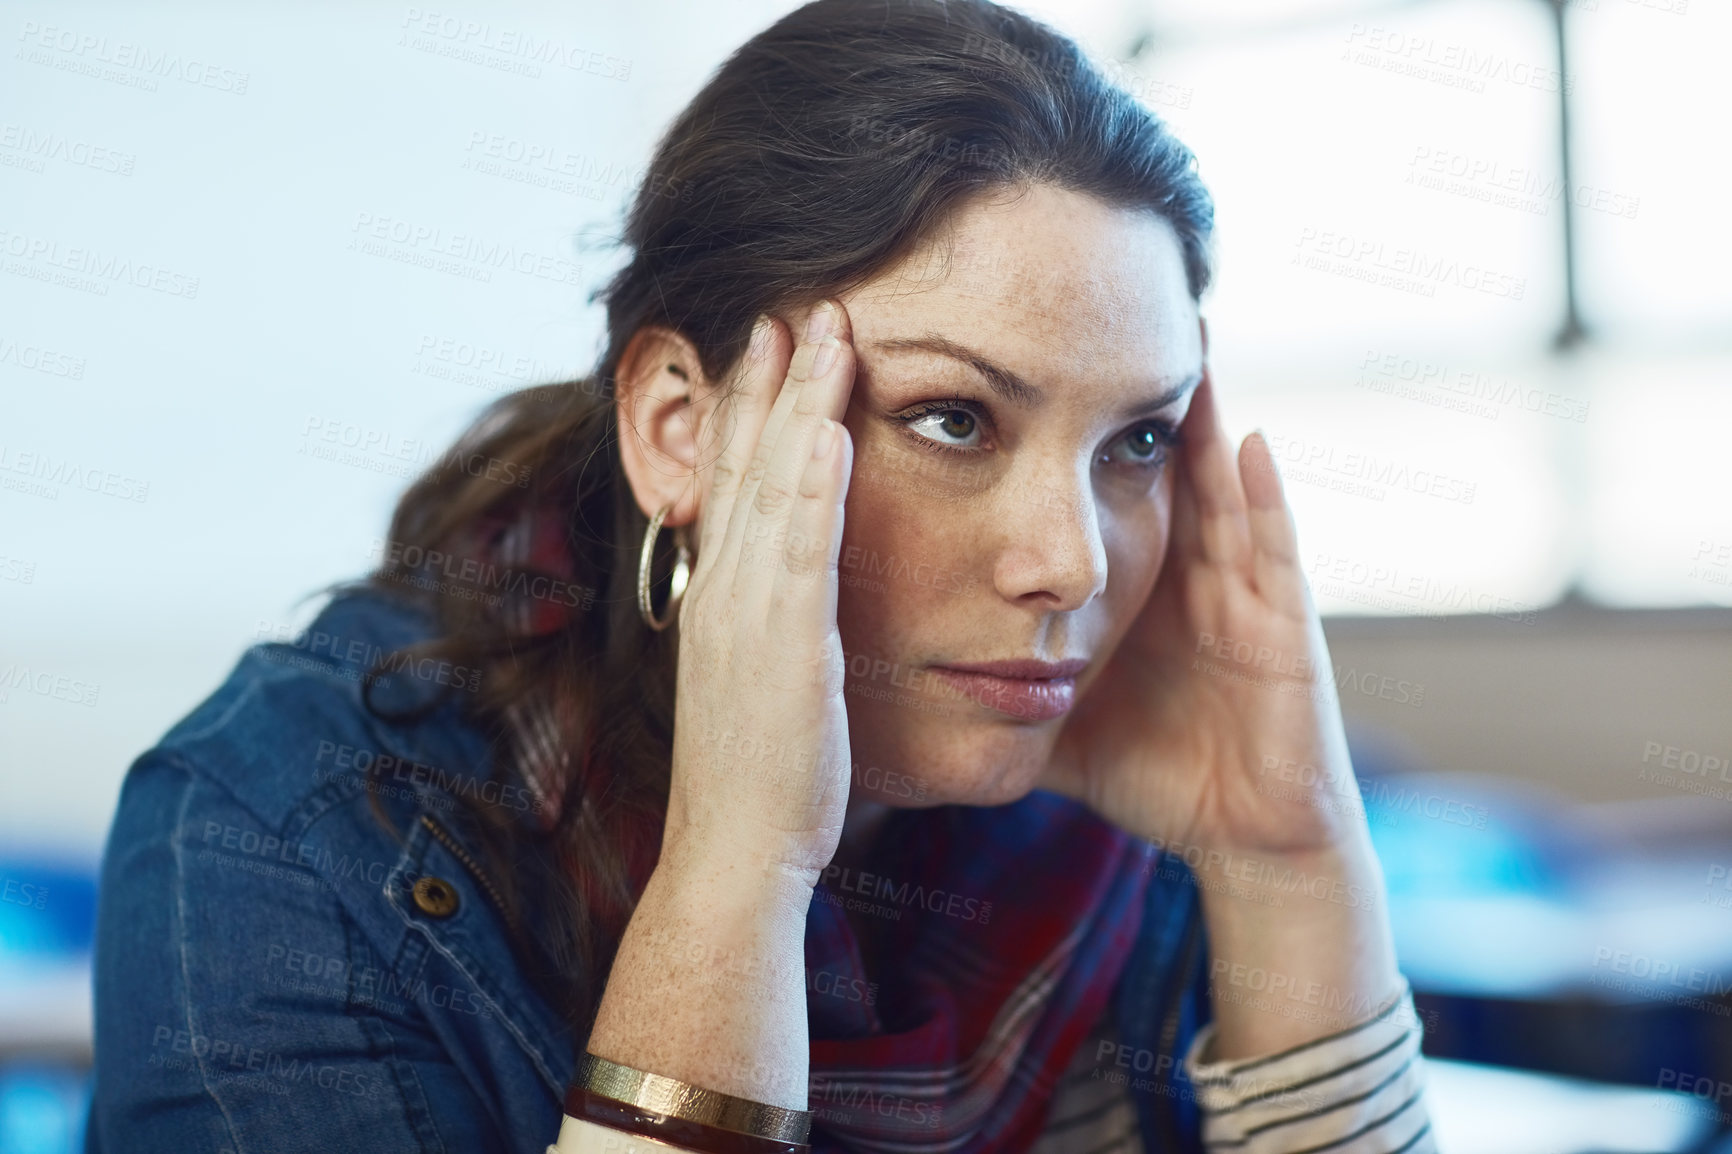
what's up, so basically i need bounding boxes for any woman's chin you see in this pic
[848,710,1058,809]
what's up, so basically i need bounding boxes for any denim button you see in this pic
[412,876,460,918]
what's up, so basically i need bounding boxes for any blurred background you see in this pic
[2,0,1729,1150]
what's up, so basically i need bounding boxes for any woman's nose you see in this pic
[989,466,1109,612]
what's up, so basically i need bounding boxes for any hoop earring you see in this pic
[637,502,692,632]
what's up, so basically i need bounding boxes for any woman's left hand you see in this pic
[1039,367,1403,1059]
[1038,367,1363,866]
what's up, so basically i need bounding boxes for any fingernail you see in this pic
[813,419,836,461]
[810,334,840,377]
[805,300,838,343]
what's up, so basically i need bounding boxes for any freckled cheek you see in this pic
[846,418,992,496]
[1104,474,1175,619]
[1148,469,1176,568]
[835,442,981,651]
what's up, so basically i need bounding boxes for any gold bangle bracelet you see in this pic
[575,1053,813,1145]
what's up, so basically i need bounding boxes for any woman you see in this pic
[87,1,1435,1151]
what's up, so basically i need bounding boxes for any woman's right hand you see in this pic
[662,300,858,887]
[585,304,856,1108]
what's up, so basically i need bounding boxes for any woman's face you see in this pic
[824,182,1204,810]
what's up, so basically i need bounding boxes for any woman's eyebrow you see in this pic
[866,334,1202,419]
[869,335,1042,408]
[1124,371,1203,420]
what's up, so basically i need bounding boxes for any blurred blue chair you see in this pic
[0,857,96,1154]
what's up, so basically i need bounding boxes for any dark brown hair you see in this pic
[354,0,1214,1032]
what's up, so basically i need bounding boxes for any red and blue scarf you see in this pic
[803,794,1152,1153]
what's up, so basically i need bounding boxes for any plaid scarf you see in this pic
[804,796,1152,1154]
[461,505,1156,1151]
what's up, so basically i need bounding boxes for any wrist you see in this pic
[1191,841,1402,1059]
[654,834,827,906]
[660,798,837,892]
[1174,836,1381,923]
[588,847,816,1110]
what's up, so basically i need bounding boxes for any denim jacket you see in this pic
[86,588,1214,1153]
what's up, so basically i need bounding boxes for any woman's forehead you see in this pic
[846,186,1201,382]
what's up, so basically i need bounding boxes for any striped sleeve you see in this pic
[1183,979,1435,1153]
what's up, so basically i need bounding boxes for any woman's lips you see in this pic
[925,659,1086,722]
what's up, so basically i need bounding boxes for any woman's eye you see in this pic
[904,406,982,449]
[1103,424,1175,468]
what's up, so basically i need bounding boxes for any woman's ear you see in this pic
[614,325,715,530]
